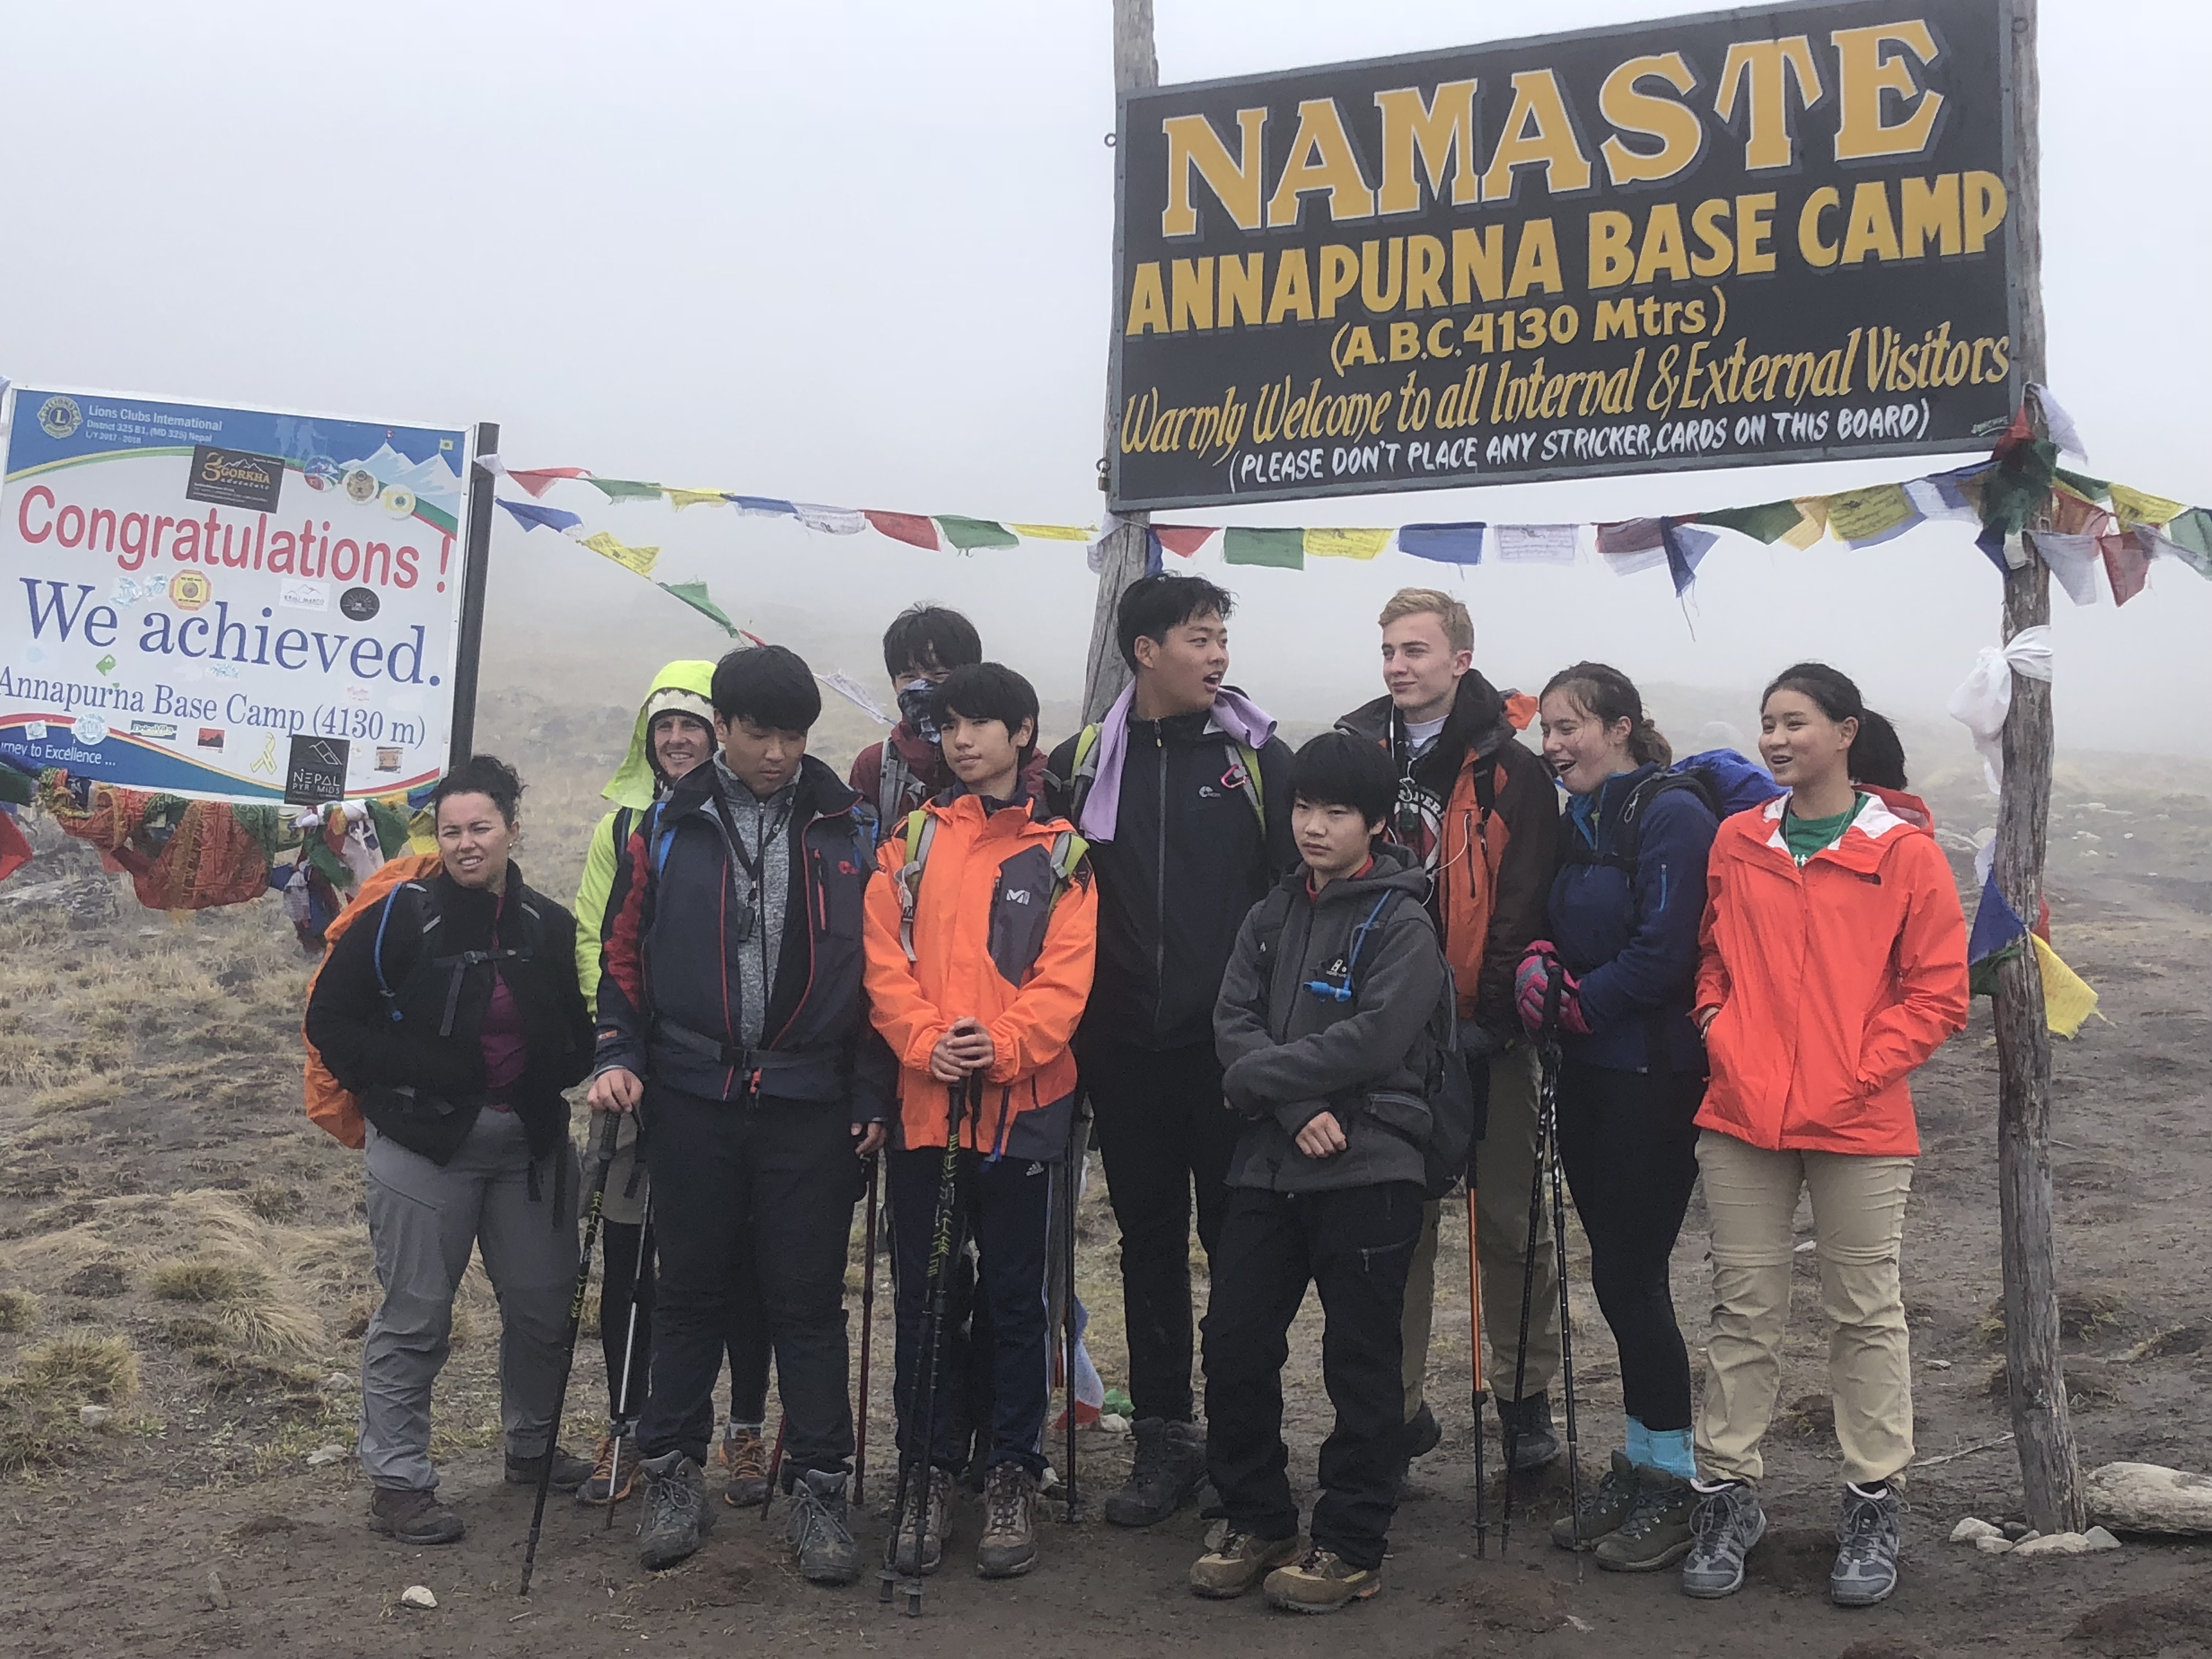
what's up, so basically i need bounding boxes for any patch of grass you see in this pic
[0,1031,59,1089]
[149,1257,251,1304]
[27,1077,111,1118]
[244,1182,304,1222]
[146,1257,321,1353]
[20,1333,139,1404]
[0,1290,39,1333]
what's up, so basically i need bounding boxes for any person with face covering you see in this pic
[1517,664,1717,1572]
[1680,663,1967,1610]
[569,663,775,1510]
[306,756,596,1546]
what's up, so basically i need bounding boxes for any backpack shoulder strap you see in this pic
[1059,724,1104,827]
[373,881,433,1020]
[1229,739,1265,830]
[894,808,938,962]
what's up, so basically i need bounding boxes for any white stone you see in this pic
[2083,1526,2122,1551]
[2085,1462,2212,1536]
[400,1585,437,1611]
[1950,1516,2004,1543]
[321,1372,356,1391]
[305,1443,349,1468]
[1974,1536,2015,1554]
[1097,1414,1131,1435]
[77,1404,113,1429]
[2013,1531,2092,1557]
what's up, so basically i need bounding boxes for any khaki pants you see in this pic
[1694,1130,1915,1486]
[1401,1045,1559,1419]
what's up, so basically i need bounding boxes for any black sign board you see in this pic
[185,445,287,513]
[1110,0,2017,510]
[284,734,350,805]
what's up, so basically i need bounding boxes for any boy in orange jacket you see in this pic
[862,662,1097,1583]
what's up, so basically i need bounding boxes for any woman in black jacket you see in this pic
[307,755,596,1545]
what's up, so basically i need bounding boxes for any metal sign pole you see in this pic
[447,420,500,764]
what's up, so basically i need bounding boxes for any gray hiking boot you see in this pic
[1595,1466,1697,1572]
[368,1485,464,1544]
[1552,1450,1638,1551]
[975,1462,1040,1579]
[637,1450,715,1571]
[1103,1417,1206,1527]
[1680,1481,1767,1599]
[1497,1392,1560,1471]
[1830,1483,1903,1607]
[1189,1526,1301,1599]
[891,1466,954,1575]
[784,1468,860,1585]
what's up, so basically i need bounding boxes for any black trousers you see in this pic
[635,1085,862,1474]
[597,1220,773,1425]
[887,1144,1053,1476]
[1553,1059,1704,1433]
[1080,1037,1240,1424]
[1201,1181,1424,1571]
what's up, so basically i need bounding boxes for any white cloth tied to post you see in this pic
[1947,625,2054,792]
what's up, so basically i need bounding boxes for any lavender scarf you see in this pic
[1077,680,1277,842]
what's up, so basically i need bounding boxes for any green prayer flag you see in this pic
[2159,506,2212,578]
[0,764,32,808]
[658,580,742,636]
[1979,440,2058,537]
[2052,466,2110,502]
[934,515,1021,551]
[588,478,666,501]
[366,799,413,858]
[1694,500,1805,545]
[1223,527,1305,569]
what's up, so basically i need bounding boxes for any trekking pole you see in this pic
[759,1414,787,1527]
[520,1111,622,1596]
[855,1151,882,1505]
[602,1199,654,1532]
[1059,1110,1087,1525]
[881,1075,973,1616]
[1499,1060,1548,1556]
[1538,964,1585,1582]
[1465,1173,1487,1558]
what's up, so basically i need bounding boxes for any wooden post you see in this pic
[1082,0,1158,723]
[1991,0,2084,1536]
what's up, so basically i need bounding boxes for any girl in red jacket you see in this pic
[1681,664,1968,1610]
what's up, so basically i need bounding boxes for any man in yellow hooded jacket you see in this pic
[571,662,774,1509]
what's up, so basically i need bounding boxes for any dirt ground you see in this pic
[3,692,2210,1658]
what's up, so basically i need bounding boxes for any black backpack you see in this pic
[1249,885,1480,1199]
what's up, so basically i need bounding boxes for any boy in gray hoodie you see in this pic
[1191,732,1447,1615]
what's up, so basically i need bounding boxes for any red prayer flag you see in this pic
[0,812,29,884]
[865,511,941,551]
[1153,525,1215,558]
[506,466,591,499]
[2099,529,2150,606]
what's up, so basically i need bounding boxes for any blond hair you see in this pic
[1377,588,1473,655]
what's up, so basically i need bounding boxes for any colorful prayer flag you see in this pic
[588,478,667,502]
[1694,500,1805,544]
[658,580,741,636]
[1396,523,1485,565]
[496,498,583,535]
[665,488,729,511]
[1223,528,1305,569]
[579,531,659,576]
[934,515,1021,551]
[866,511,941,551]
[1305,527,1390,560]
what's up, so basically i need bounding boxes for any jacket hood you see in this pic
[1275,838,1431,906]
[1739,788,1934,874]
[1339,668,1520,762]
[602,660,719,809]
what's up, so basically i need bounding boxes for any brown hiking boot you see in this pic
[1189,1526,1300,1598]
[975,1463,1039,1579]
[719,1422,771,1509]
[891,1467,955,1575]
[1263,1545,1381,1614]
[577,1430,639,1506]
[368,1486,464,1544]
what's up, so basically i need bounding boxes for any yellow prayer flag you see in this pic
[1823,484,1916,544]
[665,489,729,511]
[2109,484,2186,529]
[1008,523,1093,541]
[1304,527,1391,560]
[2032,934,2098,1037]
[581,531,660,577]
[1780,498,1829,549]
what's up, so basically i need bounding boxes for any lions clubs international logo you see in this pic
[37,396,82,439]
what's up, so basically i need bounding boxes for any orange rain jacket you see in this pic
[1695,793,1968,1158]
[862,792,1098,1155]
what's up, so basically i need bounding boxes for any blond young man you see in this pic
[1335,589,1563,1471]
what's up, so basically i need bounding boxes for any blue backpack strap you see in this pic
[372,881,428,1022]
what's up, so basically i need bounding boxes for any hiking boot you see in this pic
[368,1486,464,1544]
[1263,1545,1381,1614]
[1496,1392,1560,1471]
[1830,1483,1903,1607]
[1680,1481,1767,1599]
[975,1462,1040,1579]
[783,1468,860,1586]
[577,1430,640,1506]
[1595,1465,1697,1572]
[637,1450,715,1571]
[1551,1450,1638,1551]
[504,1445,595,1492]
[719,1421,771,1509]
[890,1466,955,1575]
[1103,1417,1206,1527]
[1401,1402,1442,1463]
[1189,1527,1300,1598]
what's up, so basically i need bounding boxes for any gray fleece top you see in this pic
[1214,842,1445,1194]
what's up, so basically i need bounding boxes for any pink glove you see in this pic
[1514,942,1589,1035]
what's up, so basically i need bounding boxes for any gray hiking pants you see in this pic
[358,1111,580,1491]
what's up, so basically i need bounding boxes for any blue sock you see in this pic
[1647,1427,1697,1480]
[1624,1417,1650,1468]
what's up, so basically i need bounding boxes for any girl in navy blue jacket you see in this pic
[1516,663,1719,1574]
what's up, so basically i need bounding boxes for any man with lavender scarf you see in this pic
[1043,574,1295,1528]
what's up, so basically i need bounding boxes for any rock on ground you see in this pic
[1949,1516,2002,1543]
[400,1585,437,1610]
[2084,1462,2212,1535]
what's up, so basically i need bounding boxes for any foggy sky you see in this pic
[4,1,2204,755]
